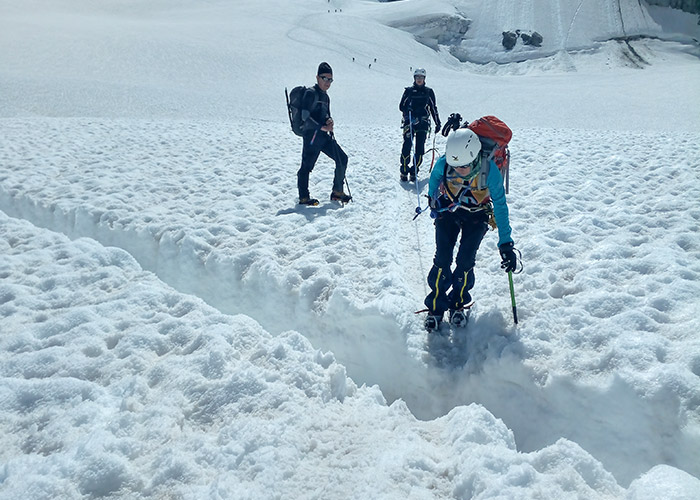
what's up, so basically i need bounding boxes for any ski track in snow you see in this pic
[1,117,700,485]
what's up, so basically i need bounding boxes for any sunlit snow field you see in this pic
[1,0,700,499]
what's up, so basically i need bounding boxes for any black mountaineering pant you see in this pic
[400,121,428,176]
[424,209,489,315]
[298,130,348,200]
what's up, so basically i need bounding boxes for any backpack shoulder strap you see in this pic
[474,149,491,192]
[302,87,316,108]
[440,165,462,205]
[301,87,321,123]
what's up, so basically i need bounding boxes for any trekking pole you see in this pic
[344,175,353,200]
[408,111,424,217]
[284,87,294,130]
[330,131,353,202]
[508,271,518,324]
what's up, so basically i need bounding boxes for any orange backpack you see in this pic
[467,116,512,193]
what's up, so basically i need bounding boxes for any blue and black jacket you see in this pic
[428,155,513,247]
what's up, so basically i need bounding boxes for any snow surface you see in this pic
[1,0,700,498]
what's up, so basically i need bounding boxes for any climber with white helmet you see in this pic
[398,68,441,182]
[422,126,519,332]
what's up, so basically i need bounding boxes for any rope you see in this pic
[429,134,437,172]
[402,112,429,296]
[408,111,424,216]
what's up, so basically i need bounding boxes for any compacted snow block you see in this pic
[521,31,543,47]
[502,30,544,50]
[502,31,518,50]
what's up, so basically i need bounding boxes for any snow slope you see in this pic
[1,0,700,498]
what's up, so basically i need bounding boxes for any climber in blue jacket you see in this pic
[423,127,519,331]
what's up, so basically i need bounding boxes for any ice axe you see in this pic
[508,271,518,324]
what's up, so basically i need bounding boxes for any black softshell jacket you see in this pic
[301,84,331,134]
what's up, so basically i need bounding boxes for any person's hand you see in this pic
[321,118,334,132]
[435,123,441,134]
[441,113,462,136]
[427,196,439,218]
[499,241,518,273]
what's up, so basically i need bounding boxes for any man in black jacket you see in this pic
[297,62,351,205]
[398,68,441,182]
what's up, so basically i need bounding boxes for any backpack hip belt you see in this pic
[455,203,491,213]
[433,200,491,216]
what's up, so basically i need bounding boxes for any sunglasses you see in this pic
[449,155,481,180]
[319,75,333,83]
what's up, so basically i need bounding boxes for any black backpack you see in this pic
[285,86,319,137]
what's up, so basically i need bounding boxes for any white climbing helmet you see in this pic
[413,67,426,78]
[445,128,482,167]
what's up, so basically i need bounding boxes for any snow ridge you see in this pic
[1,117,699,487]
[2,0,700,497]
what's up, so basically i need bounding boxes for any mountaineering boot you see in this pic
[449,309,469,328]
[409,165,418,182]
[299,197,319,206]
[330,191,352,203]
[400,173,408,182]
[424,315,442,332]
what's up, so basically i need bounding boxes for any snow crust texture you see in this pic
[1,0,700,499]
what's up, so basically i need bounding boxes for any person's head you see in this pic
[445,128,482,180]
[317,62,333,90]
[413,67,426,86]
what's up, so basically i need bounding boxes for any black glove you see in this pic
[428,195,453,219]
[441,113,462,137]
[427,196,443,219]
[499,241,518,273]
[435,123,441,134]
